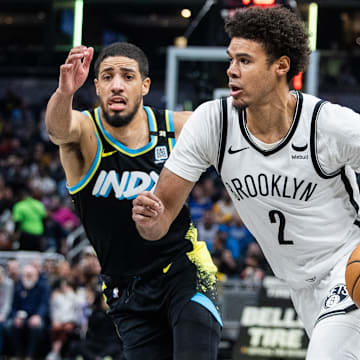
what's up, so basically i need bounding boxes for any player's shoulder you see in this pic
[302,92,358,119]
[192,97,229,121]
[303,93,360,136]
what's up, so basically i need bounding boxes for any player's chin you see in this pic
[232,97,248,110]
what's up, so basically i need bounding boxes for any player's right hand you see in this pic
[132,191,164,229]
[58,45,94,96]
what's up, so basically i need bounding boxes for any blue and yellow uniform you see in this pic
[70,107,222,360]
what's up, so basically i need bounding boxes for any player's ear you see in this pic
[276,56,290,77]
[94,78,100,96]
[142,77,151,96]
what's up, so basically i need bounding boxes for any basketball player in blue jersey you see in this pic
[45,42,221,360]
[133,6,360,359]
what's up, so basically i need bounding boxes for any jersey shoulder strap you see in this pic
[82,108,113,152]
[148,107,175,139]
[309,99,340,179]
[217,97,228,174]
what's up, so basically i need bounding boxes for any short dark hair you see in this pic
[225,6,310,81]
[94,42,149,79]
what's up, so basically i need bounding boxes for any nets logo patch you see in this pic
[113,287,119,298]
[155,146,168,163]
[324,284,349,309]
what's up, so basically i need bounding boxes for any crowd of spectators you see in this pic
[0,87,271,359]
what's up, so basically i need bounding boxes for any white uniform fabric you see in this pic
[290,251,356,335]
[165,92,360,345]
[306,308,360,359]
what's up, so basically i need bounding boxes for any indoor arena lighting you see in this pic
[181,9,192,18]
[73,0,84,47]
[308,2,318,51]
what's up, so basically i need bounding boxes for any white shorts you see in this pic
[306,311,360,359]
[289,252,358,337]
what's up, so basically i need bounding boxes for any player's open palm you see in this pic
[59,45,94,96]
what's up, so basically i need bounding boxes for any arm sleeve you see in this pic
[317,103,360,173]
[165,100,221,182]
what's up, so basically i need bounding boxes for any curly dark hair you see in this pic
[94,42,149,80]
[224,6,310,82]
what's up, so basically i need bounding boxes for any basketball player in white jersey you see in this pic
[132,5,360,359]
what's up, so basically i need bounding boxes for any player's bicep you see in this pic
[154,167,195,223]
[47,109,84,145]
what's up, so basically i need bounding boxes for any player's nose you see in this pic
[111,74,125,92]
[227,62,240,78]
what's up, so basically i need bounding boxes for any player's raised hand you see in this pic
[58,45,94,96]
[132,191,164,231]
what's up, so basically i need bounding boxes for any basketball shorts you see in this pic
[102,241,222,360]
[289,251,359,337]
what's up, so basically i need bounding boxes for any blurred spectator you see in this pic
[32,142,53,171]
[6,264,50,359]
[6,258,20,283]
[0,230,11,251]
[0,266,13,354]
[43,258,59,287]
[49,196,80,234]
[0,89,21,119]
[239,243,269,284]
[224,214,255,261]
[68,291,123,360]
[0,174,14,215]
[188,183,213,224]
[46,278,80,360]
[55,260,72,281]
[44,214,68,254]
[211,230,240,277]
[31,257,50,287]
[202,177,218,202]
[29,166,57,196]
[212,187,237,224]
[4,153,29,190]
[12,185,46,251]
[197,209,219,251]
[79,246,101,288]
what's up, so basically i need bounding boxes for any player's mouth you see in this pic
[108,96,127,111]
[229,84,243,97]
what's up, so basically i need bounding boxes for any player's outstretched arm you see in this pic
[133,167,195,240]
[45,45,94,145]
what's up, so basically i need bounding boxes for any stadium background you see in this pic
[0,0,359,359]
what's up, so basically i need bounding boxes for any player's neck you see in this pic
[245,91,297,144]
[101,106,150,149]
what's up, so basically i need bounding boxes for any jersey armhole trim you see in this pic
[310,100,341,179]
[165,110,176,152]
[217,98,228,174]
[67,111,103,194]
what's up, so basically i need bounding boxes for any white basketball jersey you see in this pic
[217,93,360,289]
[166,92,360,290]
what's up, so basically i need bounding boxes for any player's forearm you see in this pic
[45,89,76,144]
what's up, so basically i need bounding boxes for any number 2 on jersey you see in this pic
[269,210,294,245]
